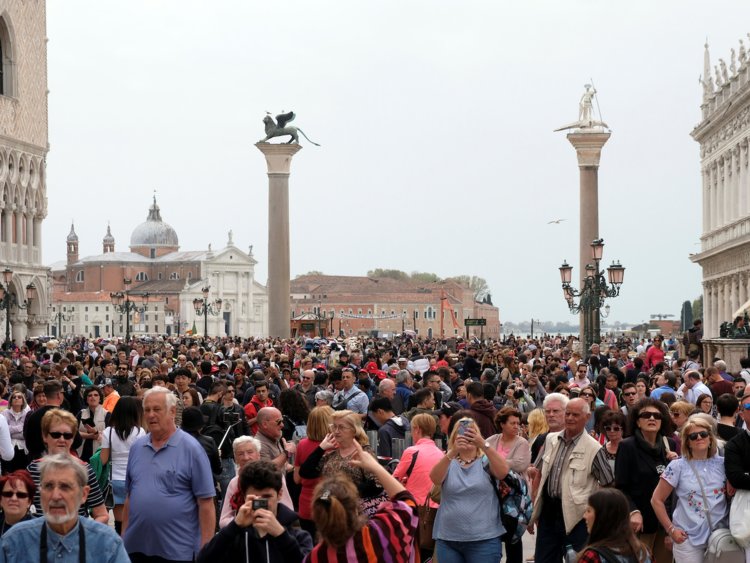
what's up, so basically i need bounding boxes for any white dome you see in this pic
[130,197,179,248]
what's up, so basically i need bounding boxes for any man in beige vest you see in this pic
[528,398,614,562]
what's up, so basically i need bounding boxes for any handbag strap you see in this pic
[686,461,714,531]
[404,451,419,480]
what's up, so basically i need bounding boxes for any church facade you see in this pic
[691,39,750,338]
[0,2,51,343]
[50,198,268,338]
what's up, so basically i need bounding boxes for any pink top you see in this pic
[293,438,321,520]
[219,470,294,528]
[392,438,444,508]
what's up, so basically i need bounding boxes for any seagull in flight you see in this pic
[547,218,566,224]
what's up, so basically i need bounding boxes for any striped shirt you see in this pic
[304,490,419,563]
[538,432,614,498]
[28,458,105,517]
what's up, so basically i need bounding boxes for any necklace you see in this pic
[456,454,479,467]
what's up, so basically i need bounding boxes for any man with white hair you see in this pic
[679,370,712,405]
[122,386,216,562]
[0,453,129,562]
[528,397,614,561]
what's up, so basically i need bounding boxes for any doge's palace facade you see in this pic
[0,1,50,341]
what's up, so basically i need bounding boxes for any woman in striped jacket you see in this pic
[305,440,420,563]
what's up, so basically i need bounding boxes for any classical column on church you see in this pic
[702,168,710,233]
[255,142,302,338]
[711,163,719,230]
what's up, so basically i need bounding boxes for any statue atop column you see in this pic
[259,111,320,146]
[554,84,609,132]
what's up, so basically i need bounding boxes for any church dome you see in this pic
[130,197,179,248]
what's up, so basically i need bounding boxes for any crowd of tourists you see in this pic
[0,328,747,562]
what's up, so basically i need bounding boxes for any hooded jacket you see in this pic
[468,399,497,438]
[376,416,411,458]
[196,502,312,563]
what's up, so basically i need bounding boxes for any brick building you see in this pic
[290,275,500,339]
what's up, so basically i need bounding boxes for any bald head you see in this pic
[257,407,281,426]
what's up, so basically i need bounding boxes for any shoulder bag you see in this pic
[686,461,743,563]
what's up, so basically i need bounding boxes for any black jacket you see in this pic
[196,503,312,563]
[725,431,750,490]
[615,434,675,534]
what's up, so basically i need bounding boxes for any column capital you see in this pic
[566,131,611,167]
[255,143,302,174]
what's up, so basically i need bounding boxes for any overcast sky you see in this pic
[43,1,750,326]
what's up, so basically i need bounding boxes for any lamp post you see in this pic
[192,285,222,339]
[110,278,150,343]
[0,268,36,349]
[531,319,541,339]
[51,308,72,338]
[328,310,334,338]
[559,238,625,353]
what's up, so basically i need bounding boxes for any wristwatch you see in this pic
[482,441,490,451]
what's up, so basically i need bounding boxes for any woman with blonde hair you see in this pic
[526,408,548,443]
[299,410,385,517]
[294,405,333,537]
[307,440,419,562]
[651,416,729,563]
[430,416,509,561]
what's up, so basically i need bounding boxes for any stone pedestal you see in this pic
[702,338,750,372]
[567,130,610,347]
[255,142,302,338]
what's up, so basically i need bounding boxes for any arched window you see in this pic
[135,272,148,282]
[169,272,180,280]
[0,16,17,97]
[75,271,84,283]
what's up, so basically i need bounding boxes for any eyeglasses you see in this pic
[329,424,352,432]
[669,411,681,417]
[742,402,750,411]
[1,491,29,499]
[687,430,710,441]
[604,425,622,432]
[273,420,283,426]
[48,431,75,440]
[638,412,660,420]
[622,392,637,397]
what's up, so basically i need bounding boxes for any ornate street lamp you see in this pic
[110,278,149,342]
[0,268,36,349]
[193,285,222,339]
[558,238,626,353]
[51,306,72,338]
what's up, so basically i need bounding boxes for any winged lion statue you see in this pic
[260,111,320,146]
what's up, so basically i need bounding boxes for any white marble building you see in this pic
[691,39,750,337]
[0,3,51,342]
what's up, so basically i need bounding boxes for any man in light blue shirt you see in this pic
[0,453,129,563]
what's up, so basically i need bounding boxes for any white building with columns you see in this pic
[691,39,750,338]
[0,3,50,343]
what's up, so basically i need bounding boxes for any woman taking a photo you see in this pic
[578,488,651,563]
[307,440,419,562]
[616,398,676,563]
[430,416,509,562]
[100,396,145,535]
[651,416,728,563]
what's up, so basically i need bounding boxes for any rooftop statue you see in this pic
[554,84,609,132]
[260,111,320,146]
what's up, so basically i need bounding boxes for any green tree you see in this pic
[447,275,490,301]
[410,271,441,283]
[367,269,410,281]
[303,270,324,276]
[692,295,703,322]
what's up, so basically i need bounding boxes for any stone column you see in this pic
[566,131,610,346]
[711,164,718,230]
[702,169,709,233]
[255,142,302,338]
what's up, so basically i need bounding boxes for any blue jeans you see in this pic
[436,536,502,563]
[218,458,236,504]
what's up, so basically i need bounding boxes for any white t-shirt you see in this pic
[101,426,147,480]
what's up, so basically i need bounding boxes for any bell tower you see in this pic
[66,223,78,265]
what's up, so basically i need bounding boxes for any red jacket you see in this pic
[244,396,273,435]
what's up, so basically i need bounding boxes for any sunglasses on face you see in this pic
[604,425,622,432]
[623,391,636,397]
[638,412,660,420]
[687,430,710,441]
[48,431,74,440]
[742,402,750,411]
[1,491,29,499]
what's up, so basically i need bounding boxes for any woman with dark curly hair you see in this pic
[615,398,677,563]
[279,389,310,442]
[578,488,651,563]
